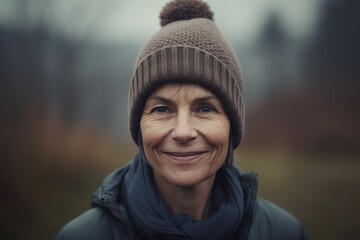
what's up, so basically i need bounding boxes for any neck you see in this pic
[153,173,216,221]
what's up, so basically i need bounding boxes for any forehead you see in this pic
[149,83,214,99]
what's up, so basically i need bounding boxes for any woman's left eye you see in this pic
[198,106,216,113]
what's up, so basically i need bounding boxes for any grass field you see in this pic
[239,151,360,240]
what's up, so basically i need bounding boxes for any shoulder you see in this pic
[248,199,309,240]
[54,207,129,240]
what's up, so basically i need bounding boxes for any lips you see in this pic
[162,151,207,163]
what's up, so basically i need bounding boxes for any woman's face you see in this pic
[140,83,230,187]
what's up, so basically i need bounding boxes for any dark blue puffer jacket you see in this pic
[55,160,309,240]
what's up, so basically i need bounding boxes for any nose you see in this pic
[171,111,197,143]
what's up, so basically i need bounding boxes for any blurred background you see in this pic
[0,0,359,239]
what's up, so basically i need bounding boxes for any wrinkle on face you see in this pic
[140,83,230,187]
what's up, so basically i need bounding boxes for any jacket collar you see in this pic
[91,162,131,208]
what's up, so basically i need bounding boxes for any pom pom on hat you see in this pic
[160,0,214,26]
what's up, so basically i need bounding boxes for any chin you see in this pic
[163,170,213,187]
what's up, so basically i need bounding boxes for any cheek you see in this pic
[200,118,230,167]
[199,118,230,146]
[140,117,169,148]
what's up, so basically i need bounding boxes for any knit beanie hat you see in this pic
[129,0,245,149]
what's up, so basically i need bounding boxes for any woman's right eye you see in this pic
[151,106,169,113]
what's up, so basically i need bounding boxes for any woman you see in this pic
[56,0,308,239]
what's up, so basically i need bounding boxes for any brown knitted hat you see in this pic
[128,0,245,149]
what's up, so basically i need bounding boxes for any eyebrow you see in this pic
[147,96,174,105]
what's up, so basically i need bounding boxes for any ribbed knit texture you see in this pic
[129,6,244,148]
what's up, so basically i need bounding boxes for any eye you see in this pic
[151,106,170,113]
[198,105,216,113]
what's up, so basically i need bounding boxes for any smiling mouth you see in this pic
[163,151,207,163]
